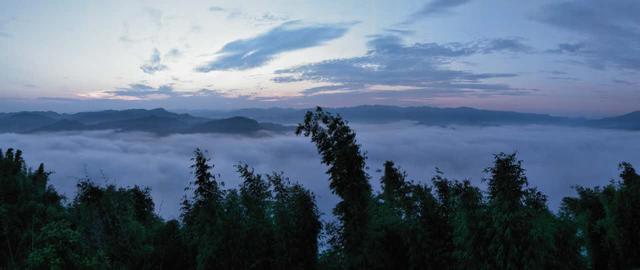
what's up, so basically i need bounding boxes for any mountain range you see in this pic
[0,108,290,135]
[0,106,638,135]
[184,105,640,130]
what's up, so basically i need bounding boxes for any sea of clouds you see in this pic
[2,123,639,219]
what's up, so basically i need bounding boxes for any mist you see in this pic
[1,123,639,219]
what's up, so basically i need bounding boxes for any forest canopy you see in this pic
[1,107,639,269]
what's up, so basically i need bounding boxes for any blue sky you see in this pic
[0,0,638,116]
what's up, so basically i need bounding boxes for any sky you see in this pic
[0,0,639,117]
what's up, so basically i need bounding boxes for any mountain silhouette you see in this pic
[1,106,638,134]
[0,108,289,135]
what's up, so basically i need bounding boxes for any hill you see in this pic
[1,106,638,134]
[184,105,640,130]
[0,108,289,135]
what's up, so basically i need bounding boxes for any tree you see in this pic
[369,161,411,270]
[484,153,582,270]
[614,162,640,268]
[563,162,640,269]
[70,181,160,269]
[26,221,103,270]
[0,149,66,269]
[181,148,224,270]
[484,153,531,269]
[270,172,321,270]
[237,164,274,270]
[296,107,372,269]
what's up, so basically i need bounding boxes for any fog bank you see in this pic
[1,123,638,219]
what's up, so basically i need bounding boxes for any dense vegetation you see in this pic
[1,107,638,269]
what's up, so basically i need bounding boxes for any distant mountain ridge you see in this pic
[1,106,638,134]
[183,105,640,130]
[0,108,290,135]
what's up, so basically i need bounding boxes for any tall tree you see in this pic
[237,164,274,270]
[0,149,67,269]
[297,107,372,269]
[484,153,533,270]
[70,181,160,269]
[369,161,412,270]
[269,172,321,270]
[181,148,224,270]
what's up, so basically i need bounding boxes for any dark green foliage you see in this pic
[181,148,224,269]
[237,164,275,269]
[483,153,583,270]
[562,162,640,269]
[1,108,638,269]
[148,219,191,270]
[296,107,372,269]
[26,220,102,270]
[447,179,490,269]
[180,151,322,270]
[484,153,533,269]
[69,181,163,269]
[368,161,412,270]
[0,149,67,269]
[270,172,322,270]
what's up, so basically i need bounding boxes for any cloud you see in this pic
[478,38,532,54]
[0,90,264,113]
[535,0,640,70]
[613,79,635,85]
[546,42,586,54]
[273,35,528,96]
[404,0,472,23]
[164,48,182,58]
[209,6,225,12]
[549,70,568,75]
[3,124,639,219]
[105,84,176,99]
[383,28,414,36]
[140,48,168,74]
[195,21,354,71]
[209,6,288,25]
[82,84,248,103]
[547,76,580,82]
[252,12,289,25]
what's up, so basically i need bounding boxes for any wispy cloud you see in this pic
[104,84,176,99]
[86,84,231,101]
[545,42,586,54]
[164,48,183,59]
[209,6,289,25]
[535,0,640,71]
[252,12,289,25]
[404,0,472,23]
[273,35,530,97]
[140,48,168,74]
[208,6,225,12]
[613,79,635,85]
[195,21,354,72]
